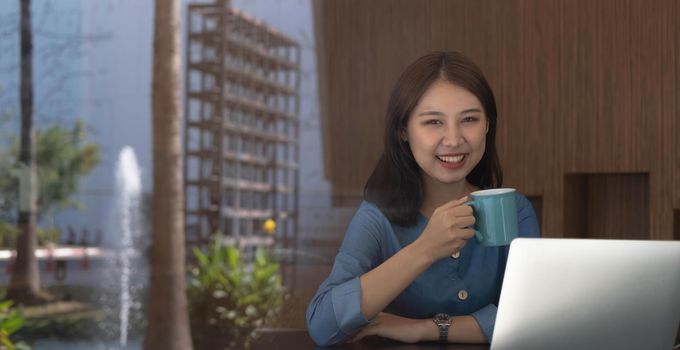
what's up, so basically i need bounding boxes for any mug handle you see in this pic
[464,200,483,243]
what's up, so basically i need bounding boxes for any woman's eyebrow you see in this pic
[416,108,482,117]
[459,108,483,114]
[416,110,446,117]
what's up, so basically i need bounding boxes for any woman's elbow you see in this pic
[306,309,347,346]
[308,330,338,347]
[307,322,341,346]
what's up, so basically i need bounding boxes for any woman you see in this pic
[306,51,540,346]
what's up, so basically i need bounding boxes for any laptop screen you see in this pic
[491,238,680,350]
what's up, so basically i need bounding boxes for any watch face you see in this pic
[434,313,451,325]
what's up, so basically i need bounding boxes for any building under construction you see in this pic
[183,1,300,251]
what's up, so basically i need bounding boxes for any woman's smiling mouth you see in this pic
[435,153,467,169]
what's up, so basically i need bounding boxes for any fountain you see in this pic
[114,146,142,348]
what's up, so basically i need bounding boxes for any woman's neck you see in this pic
[420,179,477,219]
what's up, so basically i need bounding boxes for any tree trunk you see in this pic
[143,0,192,349]
[6,0,49,305]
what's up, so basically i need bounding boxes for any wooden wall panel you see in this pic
[563,175,587,239]
[487,1,524,191]
[518,0,559,198]
[586,174,649,240]
[564,173,649,240]
[634,0,677,239]
[675,0,680,213]
[314,0,678,240]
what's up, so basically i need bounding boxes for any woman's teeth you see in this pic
[437,155,465,163]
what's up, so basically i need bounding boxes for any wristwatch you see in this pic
[432,313,452,343]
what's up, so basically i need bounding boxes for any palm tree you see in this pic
[6,0,50,305]
[143,0,193,348]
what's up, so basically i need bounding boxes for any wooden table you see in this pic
[251,329,490,350]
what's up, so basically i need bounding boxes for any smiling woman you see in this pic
[363,51,503,227]
[404,82,489,201]
[306,51,540,346]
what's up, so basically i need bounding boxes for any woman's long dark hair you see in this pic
[363,51,502,227]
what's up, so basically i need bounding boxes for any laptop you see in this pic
[491,238,680,350]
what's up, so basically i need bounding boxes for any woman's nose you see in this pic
[442,125,464,147]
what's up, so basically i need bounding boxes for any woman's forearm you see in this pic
[359,239,434,320]
[349,312,488,344]
[419,315,487,343]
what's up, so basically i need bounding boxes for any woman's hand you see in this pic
[350,313,431,343]
[415,196,475,261]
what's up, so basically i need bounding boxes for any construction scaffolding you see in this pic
[184,2,300,252]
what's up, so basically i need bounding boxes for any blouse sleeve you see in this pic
[306,202,385,346]
[470,194,541,342]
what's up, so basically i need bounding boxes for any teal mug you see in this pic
[466,188,519,246]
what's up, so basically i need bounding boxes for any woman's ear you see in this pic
[485,121,489,134]
[400,129,408,142]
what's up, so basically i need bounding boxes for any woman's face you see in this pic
[403,80,488,186]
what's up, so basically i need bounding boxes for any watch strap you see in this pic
[432,313,452,343]
[438,324,448,343]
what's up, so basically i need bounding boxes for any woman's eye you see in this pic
[425,120,442,125]
[462,116,479,123]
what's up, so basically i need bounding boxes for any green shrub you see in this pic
[36,227,60,246]
[0,223,61,249]
[0,300,30,350]
[0,222,18,249]
[188,235,285,349]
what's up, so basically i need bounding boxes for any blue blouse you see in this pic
[306,193,540,346]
